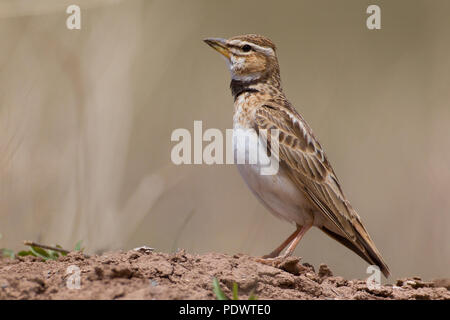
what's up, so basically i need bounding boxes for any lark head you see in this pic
[204,34,280,82]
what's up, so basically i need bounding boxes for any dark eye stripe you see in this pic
[228,44,243,50]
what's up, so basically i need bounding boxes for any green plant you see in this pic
[212,277,257,300]
[74,240,84,252]
[17,246,63,260]
[0,238,85,261]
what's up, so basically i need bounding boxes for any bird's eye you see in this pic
[242,44,252,52]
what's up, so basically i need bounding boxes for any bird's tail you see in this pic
[321,220,390,278]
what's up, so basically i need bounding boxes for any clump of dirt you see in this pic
[0,249,448,300]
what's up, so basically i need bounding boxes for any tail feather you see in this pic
[321,225,390,278]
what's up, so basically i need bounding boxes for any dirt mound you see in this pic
[0,249,448,300]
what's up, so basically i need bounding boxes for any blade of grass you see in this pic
[248,289,258,300]
[17,250,34,257]
[232,282,239,300]
[30,246,52,260]
[74,240,83,252]
[212,278,228,300]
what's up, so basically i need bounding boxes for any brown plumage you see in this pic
[204,34,390,277]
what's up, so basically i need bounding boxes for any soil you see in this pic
[0,249,448,300]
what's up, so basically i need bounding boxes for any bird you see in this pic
[203,34,390,278]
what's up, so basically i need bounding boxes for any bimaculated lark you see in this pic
[204,34,390,277]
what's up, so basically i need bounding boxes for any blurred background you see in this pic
[0,0,449,282]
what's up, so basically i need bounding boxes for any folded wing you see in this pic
[254,104,390,277]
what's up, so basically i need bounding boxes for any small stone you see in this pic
[318,264,333,278]
[128,252,140,260]
[302,263,315,273]
[278,257,302,275]
[133,246,155,254]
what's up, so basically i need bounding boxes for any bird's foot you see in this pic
[253,255,287,267]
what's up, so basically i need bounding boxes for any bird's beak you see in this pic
[203,38,230,59]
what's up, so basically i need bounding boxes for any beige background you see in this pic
[0,0,449,281]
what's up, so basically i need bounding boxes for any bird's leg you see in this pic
[261,225,302,259]
[280,222,313,258]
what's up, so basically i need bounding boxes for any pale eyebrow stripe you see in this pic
[228,39,275,56]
